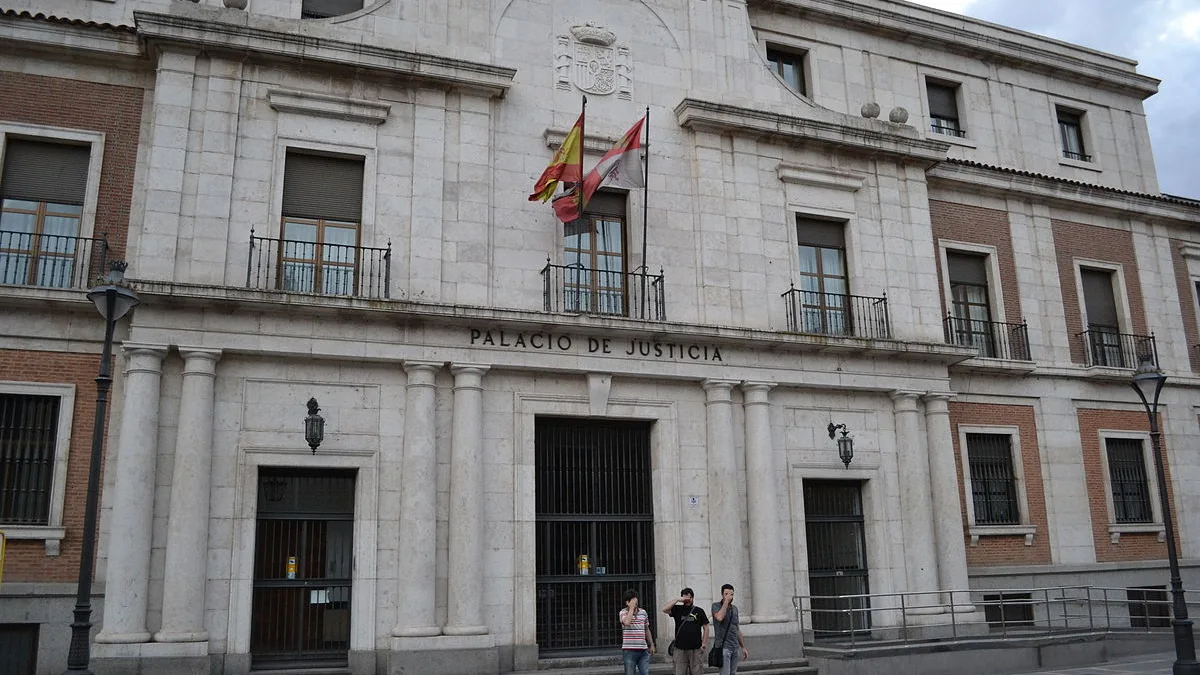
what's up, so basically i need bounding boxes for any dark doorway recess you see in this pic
[805,479,871,639]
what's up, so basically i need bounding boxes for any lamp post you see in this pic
[1129,354,1200,675]
[64,261,140,675]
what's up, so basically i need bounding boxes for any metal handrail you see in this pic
[781,286,891,339]
[0,230,109,289]
[793,585,1190,649]
[943,315,1032,361]
[540,260,666,321]
[246,231,391,299]
[1076,329,1156,369]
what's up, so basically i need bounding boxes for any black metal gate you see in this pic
[535,418,655,654]
[804,480,870,638]
[250,468,355,670]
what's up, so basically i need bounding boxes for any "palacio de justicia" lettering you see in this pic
[468,328,724,362]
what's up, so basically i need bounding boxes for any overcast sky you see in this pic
[908,0,1200,198]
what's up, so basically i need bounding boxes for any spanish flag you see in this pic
[529,112,584,203]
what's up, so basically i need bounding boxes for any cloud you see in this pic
[909,0,1200,198]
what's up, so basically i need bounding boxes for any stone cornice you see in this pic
[927,161,1200,227]
[754,0,1159,99]
[0,9,141,59]
[267,89,391,124]
[133,10,516,98]
[674,98,949,165]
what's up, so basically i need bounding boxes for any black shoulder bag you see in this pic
[707,612,727,668]
[667,611,686,656]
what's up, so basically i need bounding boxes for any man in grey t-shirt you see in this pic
[710,583,749,675]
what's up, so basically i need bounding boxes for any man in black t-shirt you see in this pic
[661,587,711,675]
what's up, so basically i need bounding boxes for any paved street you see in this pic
[1007,652,1174,674]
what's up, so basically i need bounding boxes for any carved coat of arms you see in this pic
[555,23,631,100]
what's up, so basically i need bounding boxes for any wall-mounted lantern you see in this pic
[827,422,854,468]
[304,398,325,454]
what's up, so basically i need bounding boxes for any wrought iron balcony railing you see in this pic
[0,230,108,290]
[540,261,666,321]
[782,286,891,339]
[247,232,391,299]
[1062,150,1092,162]
[943,315,1032,361]
[1077,328,1156,369]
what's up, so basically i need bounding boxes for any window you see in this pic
[983,593,1034,629]
[766,47,807,97]
[1057,108,1090,161]
[1127,586,1170,628]
[1,394,60,526]
[795,217,848,335]
[927,80,964,137]
[946,252,994,356]
[280,151,364,295]
[301,0,364,19]
[563,192,626,315]
[1081,267,1123,366]
[965,433,1019,525]
[0,139,90,288]
[1105,437,1152,524]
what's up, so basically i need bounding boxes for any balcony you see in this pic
[1077,329,1156,369]
[943,316,1032,361]
[781,286,891,339]
[0,230,108,290]
[540,261,665,321]
[247,232,391,299]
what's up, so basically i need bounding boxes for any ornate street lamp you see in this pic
[304,398,324,454]
[65,261,140,675]
[1129,354,1200,675]
[827,422,854,468]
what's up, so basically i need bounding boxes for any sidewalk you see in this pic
[1007,652,1174,674]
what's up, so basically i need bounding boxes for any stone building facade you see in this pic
[1,0,1199,674]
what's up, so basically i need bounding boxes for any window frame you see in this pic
[794,216,850,336]
[924,78,964,138]
[938,241,1007,323]
[1073,259,1134,366]
[918,70,976,148]
[757,32,819,101]
[1097,429,1165,542]
[1049,100,1100,171]
[0,125,105,289]
[957,424,1036,545]
[0,381,74,556]
[562,200,629,316]
[765,45,810,98]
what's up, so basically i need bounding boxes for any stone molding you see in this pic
[133,10,516,98]
[758,0,1159,98]
[776,163,865,192]
[267,89,391,125]
[674,98,949,164]
[928,161,1200,226]
[0,10,141,59]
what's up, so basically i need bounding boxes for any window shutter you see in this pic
[282,152,364,222]
[927,82,959,119]
[0,139,90,205]
[947,252,988,286]
[1081,268,1119,327]
[796,217,845,249]
[585,191,626,218]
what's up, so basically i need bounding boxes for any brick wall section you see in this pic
[0,71,144,260]
[1168,239,1200,372]
[1051,220,1146,365]
[0,350,103,582]
[929,200,1023,326]
[949,402,1051,566]
[1077,408,1178,563]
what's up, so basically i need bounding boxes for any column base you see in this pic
[750,614,792,624]
[154,629,209,643]
[442,624,489,636]
[95,630,153,644]
[388,634,498,675]
[392,625,442,637]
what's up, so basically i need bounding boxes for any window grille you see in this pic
[0,394,59,526]
[1127,586,1170,629]
[966,433,1019,525]
[1105,438,1152,523]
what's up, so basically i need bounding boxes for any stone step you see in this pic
[516,656,816,675]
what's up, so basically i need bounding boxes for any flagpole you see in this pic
[579,95,587,211]
[640,106,650,317]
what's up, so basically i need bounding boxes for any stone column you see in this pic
[155,348,222,643]
[704,380,745,601]
[924,393,972,607]
[392,361,442,637]
[890,390,940,609]
[96,345,168,644]
[444,364,489,635]
[742,382,788,623]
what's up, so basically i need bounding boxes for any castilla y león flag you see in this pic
[529,112,584,203]
[552,116,646,223]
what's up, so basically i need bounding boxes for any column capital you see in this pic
[178,347,222,375]
[741,381,774,405]
[450,364,489,390]
[702,378,738,401]
[890,389,922,407]
[122,343,168,374]
[922,392,954,412]
[403,360,443,375]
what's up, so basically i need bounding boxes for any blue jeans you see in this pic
[623,648,650,675]
[719,645,742,675]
